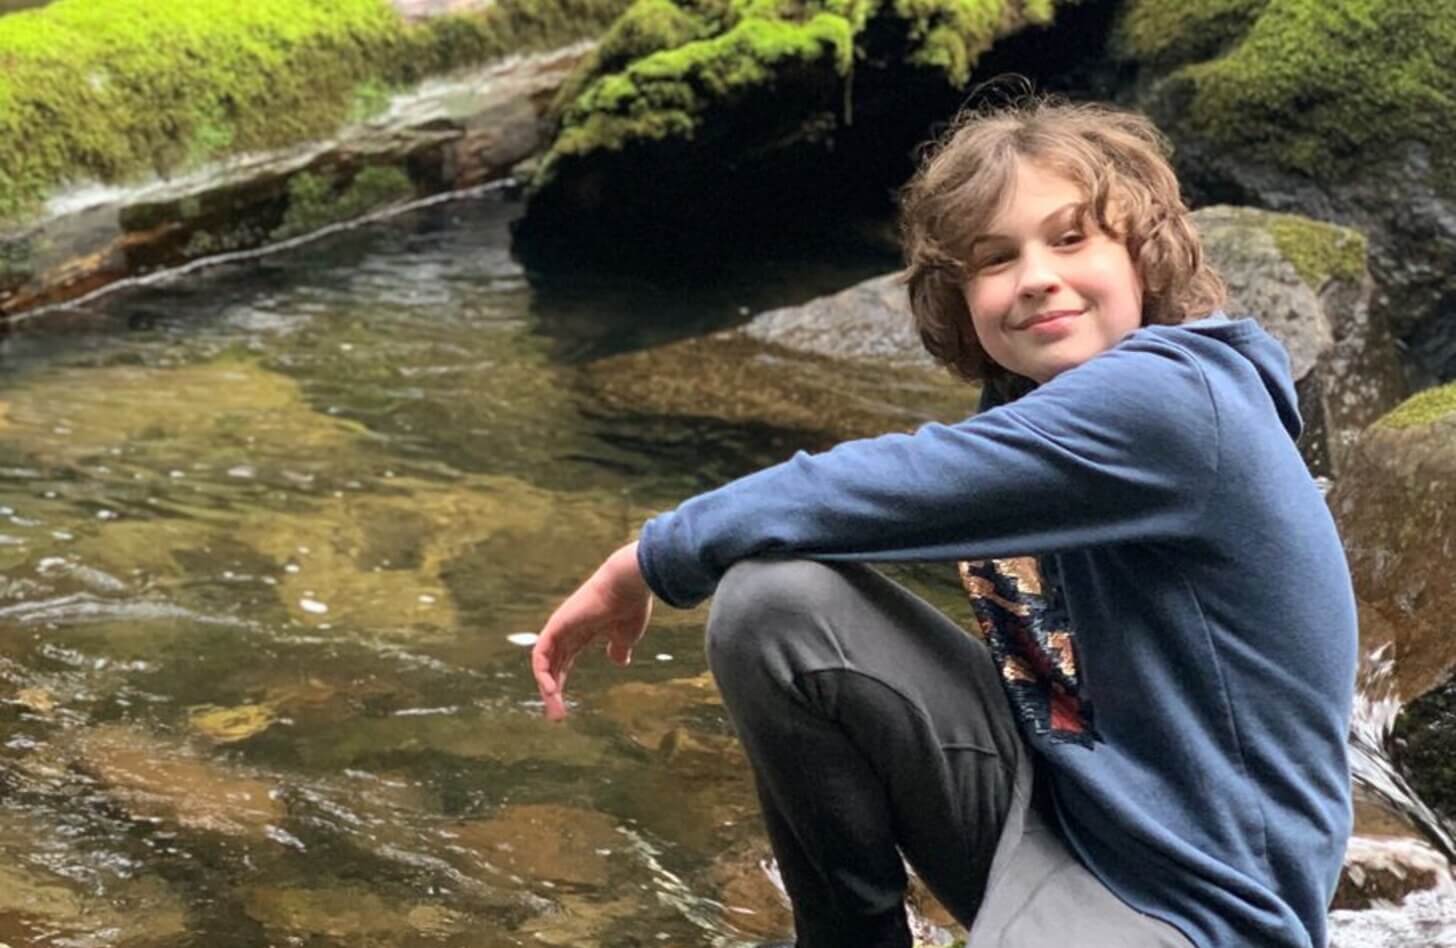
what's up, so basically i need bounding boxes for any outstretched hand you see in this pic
[531,542,653,721]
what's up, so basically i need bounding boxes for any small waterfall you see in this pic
[1349,645,1456,862]
[1331,645,1456,947]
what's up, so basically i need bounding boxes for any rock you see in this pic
[742,273,937,371]
[1332,835,1455,911]
[0,41,595,318]
[1327,383,1456,702]
[595,673,721,750]
[188,702,278,744]
[582,331,974,448]
[516,0,1073,266]
[1114,0,1456,380]
[447,803,620,888]
[242,885,471,939]
[1193,205,1407,474]
[73,724,285,836]
[710,841,795,940]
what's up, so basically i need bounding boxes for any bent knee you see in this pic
[706,559,850,665]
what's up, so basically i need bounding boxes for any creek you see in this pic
[0,187,1450,945]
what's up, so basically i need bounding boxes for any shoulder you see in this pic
[984,330,1221,478]
[1030,323,1224,421]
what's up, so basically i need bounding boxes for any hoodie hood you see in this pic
[977,313,1304,441]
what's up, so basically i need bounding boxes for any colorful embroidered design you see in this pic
[958,556,1097,747]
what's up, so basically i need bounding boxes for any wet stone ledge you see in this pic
[0,42,587,320]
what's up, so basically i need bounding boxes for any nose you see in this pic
[1016,245,1061,299]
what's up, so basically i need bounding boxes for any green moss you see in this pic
[182,223,265,258]
[894,0,1005,81]
[0,0,633,224]
[270,165,415,241]
[1121,0,1456,184]
[1113,0,1268,65]
[1262,212,1367,290]
[541,0,1058,177]
[1376,382,1456,431]
[348,78,394,123]
[551,10,854,160]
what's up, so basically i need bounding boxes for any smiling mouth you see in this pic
[1019,309,1083,330]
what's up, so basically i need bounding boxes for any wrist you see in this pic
[604,542,650,600]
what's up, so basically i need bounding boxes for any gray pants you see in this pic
[706,559,1193,948]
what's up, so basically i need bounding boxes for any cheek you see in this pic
[964,278,1012,329]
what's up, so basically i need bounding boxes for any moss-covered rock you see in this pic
[517,0,1073,266]
[1328,384,1456,702]
[1261,212,1367,292]
[1115,0,1455,183]
[270,166,416,242]
[0,0,633,224]
[1377,381,1456,431]
[1112,0,1266,66]
[1115,0,1456,381]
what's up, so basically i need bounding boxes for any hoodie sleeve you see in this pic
[637,330,1222,608]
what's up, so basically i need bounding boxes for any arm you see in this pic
[638,333,1221,607]
[532,332,1220,717]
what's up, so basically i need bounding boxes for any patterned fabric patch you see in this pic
[959,556,1097,747]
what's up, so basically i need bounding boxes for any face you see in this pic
[962,160,1143,385]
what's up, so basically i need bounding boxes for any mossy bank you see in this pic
[0,0,633,224]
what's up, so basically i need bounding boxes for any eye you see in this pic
[973,249,1015,271]
[1053,230,1086,248]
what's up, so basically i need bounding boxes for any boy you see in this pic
[533,98,1356,948]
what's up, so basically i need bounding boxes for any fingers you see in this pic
[530,636,567,721]
[532,554,653,719]
[606,637,632,667]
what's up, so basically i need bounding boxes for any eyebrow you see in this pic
[967,201,1087,252]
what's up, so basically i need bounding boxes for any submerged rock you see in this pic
[595,672,721,750]
[242,884,472,940]
[710,840,795,940]
[0,863,188,946]
[188,702,279,744]
[447,803,621,888]
[73,724,286,836]
[0,353,365,474]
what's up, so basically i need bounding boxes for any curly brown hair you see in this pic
[898,96,1226,394]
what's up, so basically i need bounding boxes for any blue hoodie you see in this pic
[637,316,1356,948]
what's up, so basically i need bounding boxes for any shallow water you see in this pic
[0,189,979,946]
